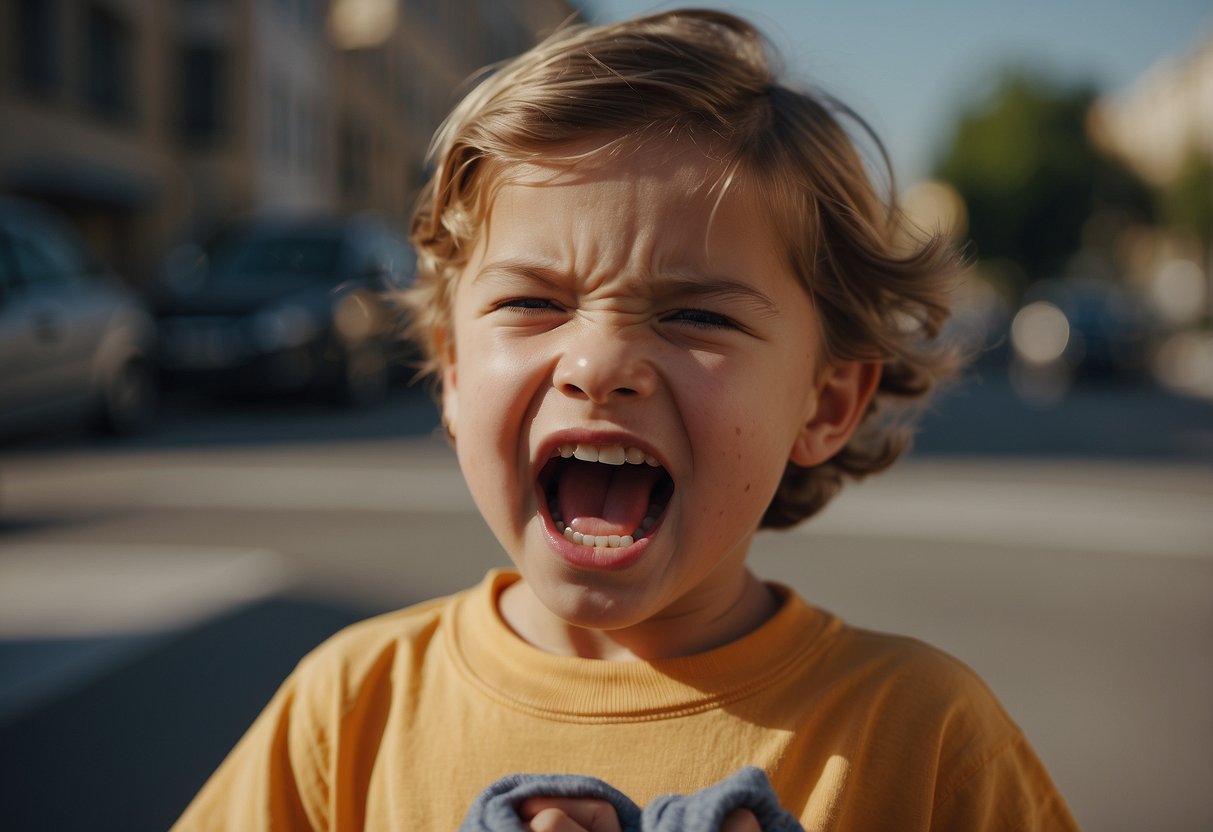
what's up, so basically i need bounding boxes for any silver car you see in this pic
[0,197,156,438]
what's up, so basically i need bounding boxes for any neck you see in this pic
[499,572,779,661]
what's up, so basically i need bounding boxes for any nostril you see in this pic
[561,383,638,399]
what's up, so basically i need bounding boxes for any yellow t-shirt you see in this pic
[174,570,1077,830]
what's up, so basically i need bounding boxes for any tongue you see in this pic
[558,462,662,537]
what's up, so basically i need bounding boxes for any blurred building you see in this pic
[0,0,576,285]
[1090,24,1213,398]
[1090,26,1213,187]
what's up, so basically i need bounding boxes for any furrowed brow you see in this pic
[471,260,782,319]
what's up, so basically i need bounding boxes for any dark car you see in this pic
[0,197,157,438]
[155,215,416,405]
[1010,277,1153,381]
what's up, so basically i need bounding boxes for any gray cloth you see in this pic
[458,773,641,831]
[639,768,804,831]
[458,766,804,832]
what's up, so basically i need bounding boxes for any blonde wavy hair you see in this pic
[406,8,964,528]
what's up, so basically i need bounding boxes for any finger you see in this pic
[518,797,622,832]
[721,807,762,832]
[525,807,589,832]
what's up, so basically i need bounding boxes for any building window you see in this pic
[181,44,225,144]
[16,0,60,93]
[84,3,135,119]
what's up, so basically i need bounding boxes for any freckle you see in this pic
[745,483,751,492]
[735,426,741,437]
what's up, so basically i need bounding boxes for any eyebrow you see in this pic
[473,259,782,319]
[471,260,565,289]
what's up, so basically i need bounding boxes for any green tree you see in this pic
[935,71,1152,291]
[1163,150,1213,249]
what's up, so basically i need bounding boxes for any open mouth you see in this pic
[539,443,675,549]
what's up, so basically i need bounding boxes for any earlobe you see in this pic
[789,361,881,467]
[441,374,458,440]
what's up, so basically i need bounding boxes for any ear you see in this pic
[789,361,881,467]
[436,326,458,436]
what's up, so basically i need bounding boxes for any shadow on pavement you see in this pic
[0,595,381,832]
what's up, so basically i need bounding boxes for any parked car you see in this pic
[154,215,416,405]
[0,197,157,438]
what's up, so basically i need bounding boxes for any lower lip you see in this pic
[540,515,654,571]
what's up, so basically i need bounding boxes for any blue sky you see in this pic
[580,1,1212,183]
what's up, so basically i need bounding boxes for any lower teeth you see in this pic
[562,528,634,548]
[551,501,658,549]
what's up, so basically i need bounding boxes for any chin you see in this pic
[531,568,662,632]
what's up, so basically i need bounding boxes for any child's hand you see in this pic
[518,797,621,832]
[517,797,761,831]
[720,808,762,832]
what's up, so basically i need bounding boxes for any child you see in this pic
[175,10,1077,830]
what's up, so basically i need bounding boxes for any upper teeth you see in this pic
[554,444,659,467]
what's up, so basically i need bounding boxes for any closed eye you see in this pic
[664,308,740,330]
[495,297,562,313]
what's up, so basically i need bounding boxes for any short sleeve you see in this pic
[930,732,1079,831]
[171,659,331,832]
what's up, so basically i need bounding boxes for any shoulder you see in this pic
[824,621,1012,720]
[760,588,1005,722]
[824,623,1023,769]
[813,621,1076,826]
[170,591,467,831]
[287,589,458,704]
[764,591,1020,753]
[314,591,453,657]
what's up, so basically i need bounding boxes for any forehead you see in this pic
[497,140,724,195]
[467,144,791,287]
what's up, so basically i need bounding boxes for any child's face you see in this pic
[441,145,861,651]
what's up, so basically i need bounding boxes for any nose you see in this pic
[554,326,657,404]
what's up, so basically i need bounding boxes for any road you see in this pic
[1,378,1211,830]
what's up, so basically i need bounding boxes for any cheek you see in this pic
[457,334,539,414]
[455,334,553,475]
[693,362,809,499]
[678,376,785,511]
[684,356,801,445]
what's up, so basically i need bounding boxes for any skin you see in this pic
[440,143,878,825]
